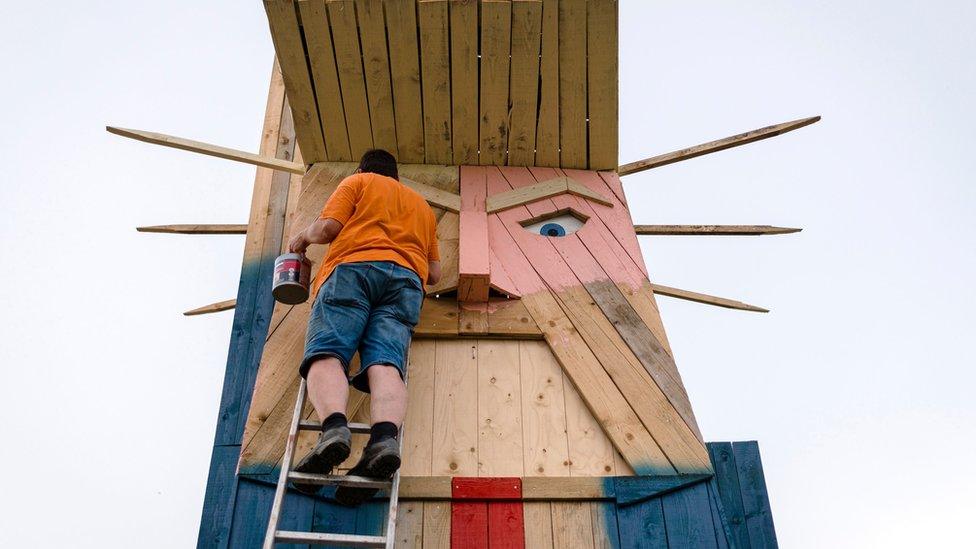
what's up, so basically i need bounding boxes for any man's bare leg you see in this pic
[366,364,407,426]
[306,357,350,421]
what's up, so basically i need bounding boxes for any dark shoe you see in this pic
[291,425,352,495]
[334,438,401,506]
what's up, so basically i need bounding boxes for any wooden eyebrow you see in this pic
[400,176,461,213]
[485,177,613,214]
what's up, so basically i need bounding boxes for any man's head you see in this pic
[357,149,398,180]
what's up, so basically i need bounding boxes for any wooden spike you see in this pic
[650,284,768,313]
[400,177,462,213]
[618,116,821,176]
[184,299,237,316]
[634,225,801,236]
[106,127,306,175]
[137,224,248,235]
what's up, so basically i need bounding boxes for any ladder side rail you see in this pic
[263,378,308,549]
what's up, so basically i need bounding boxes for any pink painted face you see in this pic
[454,166,648,301]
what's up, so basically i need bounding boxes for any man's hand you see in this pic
[288,230,310,254]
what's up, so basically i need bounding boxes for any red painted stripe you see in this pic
[453,477,522,500]
[451,502,488,549]
[488,502,525,549]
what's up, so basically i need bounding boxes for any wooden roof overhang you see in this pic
[263,0,618,170]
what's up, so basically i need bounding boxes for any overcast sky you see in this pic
[1,1,974,547]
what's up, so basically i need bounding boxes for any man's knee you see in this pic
[366,363,405,386]
[307,356,345,378]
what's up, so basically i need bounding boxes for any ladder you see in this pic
[262,378,404,548]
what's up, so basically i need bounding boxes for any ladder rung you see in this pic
[275,530,386,547]
[299,420,371,434]
[288,471,392,489]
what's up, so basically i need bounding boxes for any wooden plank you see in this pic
[733,441,779,548]
[590,501,621,549]
[460,302,490,334]
[522,477,608,500]
[106,127,305,174]
[449,0,479,164]
[562,369,617,477]
[428,211,461,295]
[519,340,571,477]
[417,297,459,336]
[399,476,453,498]
[616,498,667,549]
[707,443,750,549]
[488,501,525,548]
[662,482,720,549]
[423,501,452,549]
[706,481,732,549]
[486,177,568,213]
[523,502,554,549]
[618,116,821,176]
[557,0,587,168]
[477,340,525,476]
[586,0,618,170]
[184,299,236,316]
[395,501,425,548]
[327,0,374,158]
[487,298,542,338]
[534,0,559,166]
[298,0,352,161]
[355,0,397,155]
[507,0,543,166]
[479,0,512,165]
[384,0,425,163]
[431,339,479,475]
[567,169,647,276]
[452,502,489,548]
[137,224,247,235]
[400,176,462,213]
[551,502,595,549]
[651,283,769,313]
[262,0,328,162]
[402,340,436,475]
[635,224,802,236]
[418,0,453,164]
[453,477,522,499]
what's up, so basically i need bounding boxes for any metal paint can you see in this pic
[272,252,312,304]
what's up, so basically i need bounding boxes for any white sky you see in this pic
[1,1,974,547]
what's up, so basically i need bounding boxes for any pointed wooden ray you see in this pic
[634,225,801,236]
[137,224,248,235]
[651,284,768,313]
[400,177,462,213]
[618,116,821,176]
[106,127,306,174]
[184,299,237,316]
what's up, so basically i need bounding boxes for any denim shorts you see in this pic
[300,261,423,393]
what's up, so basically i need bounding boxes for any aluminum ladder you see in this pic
[262,378,403,548]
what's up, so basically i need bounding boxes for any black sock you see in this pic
[322,412,347,431]
[368,421,398,445]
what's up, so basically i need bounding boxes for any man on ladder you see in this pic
[286,149,441,506]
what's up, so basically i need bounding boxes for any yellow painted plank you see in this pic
[297,0,352,161]
[418,0,453,164]
[449,0,479,164]
[519,340,571,477]
[356,0,398,154]
[558,0,587,168]
[477,340,524,476]
[478,0,512,165]
[586,0,618,170]
[384,0,425,163]
[535,0,559,166]
[403,340,436,475]
[431,339,478,475]
[507,0,543,166]
[263,0,327,162]
[327,0,374,157]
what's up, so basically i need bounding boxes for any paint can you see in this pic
[272,252,312,304]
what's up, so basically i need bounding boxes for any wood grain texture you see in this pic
[298,0,352,161]
[184,299,237,316]
[449,0,479,164]
[394,501,425,548]
[106,127,305,174]
[507,0,543,167]
[651,283,770,313]
[432,339,479,475]
[418,0,453,164]
[477,340,524,476]
[479,0,512,165]
[534,0,559,166]
[327,0,374,158]
[402,340,436,475]
[618,116,821,176]
[586,0,618,170]
[519,340,572,477]
[355,0,398,154]
[634,224,802,236]
[522,502,554,549]
[137,224,247,234]
[551,502,595,549]
[557,0,587,168]
[384,0,425,162]
[423,501,452,549]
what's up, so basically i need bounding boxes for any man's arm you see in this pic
[287,218,343,254]
[427,260,441,286]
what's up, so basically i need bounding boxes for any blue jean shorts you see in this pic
[300,261,424,393]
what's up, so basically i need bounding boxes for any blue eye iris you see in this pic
[539,222,566,237]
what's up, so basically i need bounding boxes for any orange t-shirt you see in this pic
[311,172,440,297]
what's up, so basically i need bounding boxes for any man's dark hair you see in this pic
[357,149,398,180]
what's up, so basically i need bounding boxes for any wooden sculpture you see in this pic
[112,1,817,547]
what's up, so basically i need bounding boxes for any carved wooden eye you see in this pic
[520,208,588,237]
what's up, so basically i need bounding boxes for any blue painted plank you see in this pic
[614,475,712,505]
[706,481,731,549]
[707,443,751,549]
[616,498,667,549]
[228,480,275,548]
[732,442,778,549]
[279,492,317,549]
[661,481,718,549]
[593,501,622,549]
[312,494,360,549]
[355,499,388,537]
[197,445,241,549]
